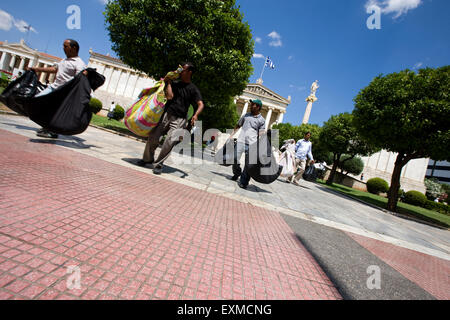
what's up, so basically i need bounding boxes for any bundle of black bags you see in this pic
[215,130,282,184]
[0,68,105,135]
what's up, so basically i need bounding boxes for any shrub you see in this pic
[441,184,450,195]
[89,98,103,114]
[423,200,450,216]
[366,178,389,195]
[404,190,427,207]
[340,155,364,176]
[0,87,4,95]
[0,78,10,88]
[113,105,125,121]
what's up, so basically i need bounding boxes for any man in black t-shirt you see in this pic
[138,62,204,174]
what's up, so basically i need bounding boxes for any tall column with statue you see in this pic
[302,80,319,124]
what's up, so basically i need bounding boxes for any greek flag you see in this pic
[265,57,275,69]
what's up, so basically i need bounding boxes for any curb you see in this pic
[0,108,147,143]
[318,184,449,231]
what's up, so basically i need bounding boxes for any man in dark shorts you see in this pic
[137,62,204,174]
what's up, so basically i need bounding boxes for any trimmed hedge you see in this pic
[404,190,427,207]
[423,200,450,216]
[367,178,389,195]
[113,105,125,121]
[0,78,10,88]
[89,98,103,114]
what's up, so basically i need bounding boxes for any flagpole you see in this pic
[259,57,267,81]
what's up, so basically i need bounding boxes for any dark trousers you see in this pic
[143,112,187,167]
[232,143,250,186]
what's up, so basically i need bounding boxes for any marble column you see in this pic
[0,52,8,71]
[241,102,249,116]
[9,55,17,70]
[302,101,313,125]
[49,72,56,83]
[117,70,130,96]
[18,57,26,71]
[277,112,284,124]
[132,73,142,97]
[265,107,273,129]
[113,69,123,94]
[28,57,36,68]
[39,64,48,82]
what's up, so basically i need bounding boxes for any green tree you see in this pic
[320,112,377,185]
[104,0,254,130]
[339,155,364,177]
[199,98,239,133]
[353,66,450,212]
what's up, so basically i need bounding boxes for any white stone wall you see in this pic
[360,150,428,193]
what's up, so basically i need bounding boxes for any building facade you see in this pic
[358,150,428,193]
[87,50,156,114]
[234,82,290,130]
[426,160,450,185]
[0,39,61,83]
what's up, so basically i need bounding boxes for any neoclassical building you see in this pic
[87,50,156,113]
[359,151,428,193]
[234,80,290,129]
[0,39,62,83]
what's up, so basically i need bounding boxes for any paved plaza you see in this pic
[0,113,449,300]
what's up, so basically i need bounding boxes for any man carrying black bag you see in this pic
[228,99,266,189]
[27,39,87,138]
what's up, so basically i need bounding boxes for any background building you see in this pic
[87,49,155,114]
[426,160,450,185]
[357,151,428,193]
[0,39,61,83]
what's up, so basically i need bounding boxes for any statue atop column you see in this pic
[303,80,319,124]
[306,80,319,103]
[310,80,319,97]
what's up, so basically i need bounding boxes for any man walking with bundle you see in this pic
[229,99,266,189]
[289,132,315,186]
[28,39,87,138]
[137,62,204,175]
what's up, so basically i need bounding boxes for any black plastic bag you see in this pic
[0,70,45,116]
[214,138,238,167]
[0,68,105,135]
[246,130,283,184]
[303,165,318,182]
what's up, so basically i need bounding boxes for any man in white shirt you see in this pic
[108,101,115,120]
[290,131,315,185]
[28,39,87,138]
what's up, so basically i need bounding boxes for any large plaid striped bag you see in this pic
[124,66,183,137]
[124,80,167,137]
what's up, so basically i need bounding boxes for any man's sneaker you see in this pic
[153,166,163,175]
[136,160,154,168]
[228,174,240,181]
[36,130,58,138]
[292,180,300,186]
[237,181,248,189]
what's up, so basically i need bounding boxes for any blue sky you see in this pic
[1,0,449,126]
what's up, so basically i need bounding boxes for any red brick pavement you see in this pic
[347,232,450,300]
[0,129,342,300]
